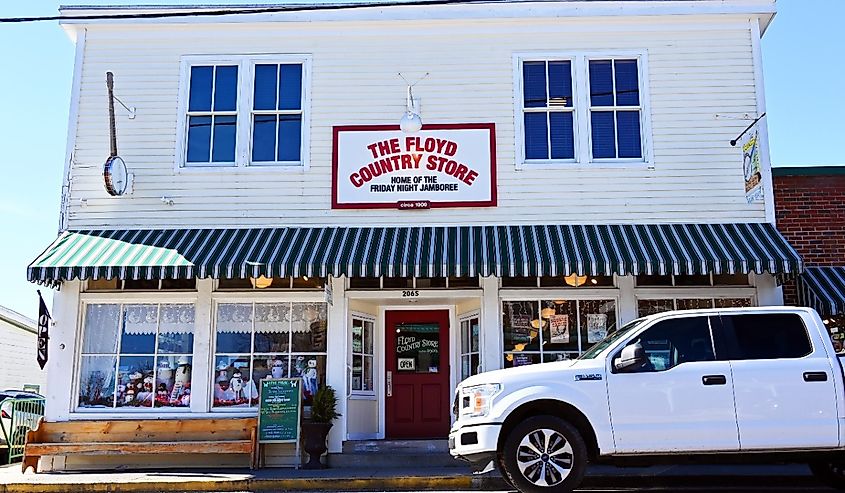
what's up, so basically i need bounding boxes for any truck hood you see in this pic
[458,358,603,390]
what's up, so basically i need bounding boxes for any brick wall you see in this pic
[774,173,845,305]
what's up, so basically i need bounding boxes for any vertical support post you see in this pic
[191,279,214,413]
[616,275,638,325]
[480,275,501,372]
[325,276,347,454]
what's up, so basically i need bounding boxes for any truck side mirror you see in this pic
[614,343,646,373]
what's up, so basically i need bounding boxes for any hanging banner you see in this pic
[332,123,497,209]
[36,290,50,370]
[740,121,764,203]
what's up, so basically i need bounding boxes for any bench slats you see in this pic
[27,440,253,456]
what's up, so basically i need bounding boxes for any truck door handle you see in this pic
[702,375,727,386]
[804,371,828,382]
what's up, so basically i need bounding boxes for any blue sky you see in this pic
[0,0,842,319]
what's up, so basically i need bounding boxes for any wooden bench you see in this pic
[22,417,258,473]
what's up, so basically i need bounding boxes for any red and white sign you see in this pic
[332,123,497,209]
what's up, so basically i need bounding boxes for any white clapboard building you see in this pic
[0,306,46,393]
[27,0,798,469]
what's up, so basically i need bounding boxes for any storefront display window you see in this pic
[637,297,752,317]
[213,302,327,408]
[78,303,195,410]
[459,314,480,381]
[823,315,845,353]
[351,315,375,393]
[503,299,617,368]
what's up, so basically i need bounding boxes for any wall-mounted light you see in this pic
[398,72,429,134]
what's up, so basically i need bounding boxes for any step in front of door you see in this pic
[333,440,467,469]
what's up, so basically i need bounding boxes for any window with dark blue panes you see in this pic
[252,63,303,163]
[185,65,238,166]
[588,59,643,160]
[522,60,575,161]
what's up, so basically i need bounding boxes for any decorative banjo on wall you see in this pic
[103,72,132,197]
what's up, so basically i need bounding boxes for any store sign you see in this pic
[332,124,497,209]
[740,120,764,203]
[258,378,302,443]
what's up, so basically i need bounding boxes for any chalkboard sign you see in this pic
[258,378,302,444]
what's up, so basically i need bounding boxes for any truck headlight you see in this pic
[460,383,502,417]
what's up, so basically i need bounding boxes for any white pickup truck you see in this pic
[449,307,845,492]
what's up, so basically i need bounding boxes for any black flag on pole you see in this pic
[36,290,50,370]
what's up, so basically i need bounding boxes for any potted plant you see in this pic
[301,385,340,469]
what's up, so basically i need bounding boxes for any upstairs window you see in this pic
[589,59,643,160]
[516,53,649,167]
[179,55,310,169]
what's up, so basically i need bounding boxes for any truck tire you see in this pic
[810,460,845,490]
[501,415,587,493]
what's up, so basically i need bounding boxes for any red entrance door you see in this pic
[385,310,451,439]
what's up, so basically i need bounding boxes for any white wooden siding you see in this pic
[0,320,46,392]
[65,16,765,228]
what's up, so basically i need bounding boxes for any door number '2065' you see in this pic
[402,290,420,298]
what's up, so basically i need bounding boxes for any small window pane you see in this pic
[713,274,749,286]
[279,64,302,111]
[675,275,712,286]
[352,355,363,391]
[252,115,277,162]
[364,356,373,391]
[79,355,117,408]
[503,301,538,352]
[364,320,374,353]
[186,116,212,162]
[504,352,541,368]
[470,319,479,352]
[188,66,213,112]
[677,298,714,311]
[349,277,380,289]
[120,305,158,354]
[591,111,615,158]
[541,300,578,352]
[614,59,640,106]
[638,299,675,317]
[254,303,290,353]
[82,304,121,354]
[157,304,195,354]
[213,355,251,407]
[724,314,812,360]
[155,356,192,407]
[548,61,573,107]
[277,115,301,162]
[254,64,278,111]
[589,60,614,106]
[636,275,673,286]
[212,115,237,162]
[116,356,155,408]
[714,298,752,309]
[580,299,617,349]
[549,112,575,159]
[213,65,238,112]
[291,303,327,352]
[523,61,547,108]
[616,110,642,158]
[291,355,326,406]
[124,279,159,290]
[216,304,253,353]
[524,113,549,159]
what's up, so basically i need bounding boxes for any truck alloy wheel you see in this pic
[502,416,587,493]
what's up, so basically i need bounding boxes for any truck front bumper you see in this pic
[448,423,501,473]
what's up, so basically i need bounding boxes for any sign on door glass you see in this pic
[396,323,440,373]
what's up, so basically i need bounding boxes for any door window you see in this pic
[395,323,440,373]
[459,315,481,381]
[720,313,812,360]
[619,316,715,372]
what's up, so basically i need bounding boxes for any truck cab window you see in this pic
[621,316,715,372]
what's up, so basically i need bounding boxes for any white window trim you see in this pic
[73,296,200,415]
[513,50,653,169]
[175,54,312,173]
[208,295,327,413]
[458,310,481,381]
[349,312,377,398]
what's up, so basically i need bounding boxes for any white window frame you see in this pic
[175,54,312,172]
[513,51,653,169]
[349,312,377,397]
[73,294,199,415]
[208,292,327,413]
[458,311,481,382]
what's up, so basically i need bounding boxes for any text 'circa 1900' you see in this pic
[333,125,496,209]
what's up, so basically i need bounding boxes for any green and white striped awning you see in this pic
[28,223,802,285]
[799,267,845,316]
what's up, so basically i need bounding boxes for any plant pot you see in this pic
[301,421,333,469]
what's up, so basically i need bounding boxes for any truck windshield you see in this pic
[577,318,647,360]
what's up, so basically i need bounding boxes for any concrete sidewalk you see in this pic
[0,463,818,492]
